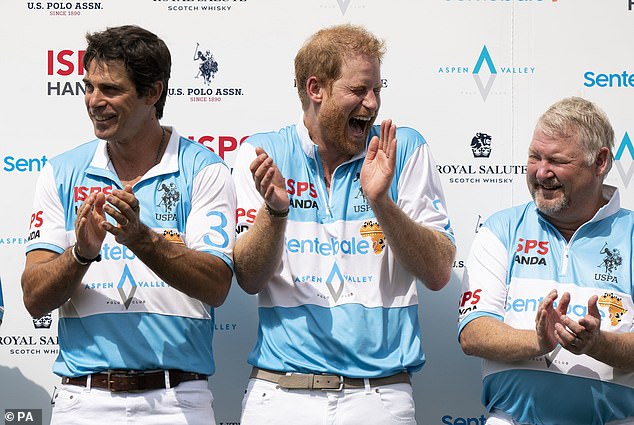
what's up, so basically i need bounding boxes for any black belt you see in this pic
[250,367,410,391]
[61,370,208,392]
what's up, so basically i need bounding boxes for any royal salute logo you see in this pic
[33,313,53,329]
[595,243,622,283]
[359,221,385,254]
[155,0,248,13]
[471,133,492,158]
[436,131,527,185]
[598,292,628,326]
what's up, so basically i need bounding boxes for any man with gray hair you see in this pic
[458,96,634,425]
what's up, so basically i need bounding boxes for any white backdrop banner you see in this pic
[1,1,633,424]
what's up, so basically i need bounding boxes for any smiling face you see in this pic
[317,53,381,157]
[527,128,607,227]
[83,59,158,143]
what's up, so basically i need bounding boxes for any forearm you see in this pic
[369,196,455,290]
[128,226,232,307]
[234,206,286,294]
[22,249,88,318]
[460,316,545,362]
[589,331,634,371]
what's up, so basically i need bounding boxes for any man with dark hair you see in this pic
[233,24,455,424]
[459,97,634,425]
[22,25,235,424]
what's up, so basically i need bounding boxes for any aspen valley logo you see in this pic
[438,45,536,101]
[613,132,634,188]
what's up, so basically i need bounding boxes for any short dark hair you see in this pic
[83,25,171,119]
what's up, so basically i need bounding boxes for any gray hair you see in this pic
[535,96,614,175]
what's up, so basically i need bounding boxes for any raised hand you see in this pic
[250,147,289,213]
[360,119,397,204]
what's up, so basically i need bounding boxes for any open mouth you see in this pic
[348,116,372,137]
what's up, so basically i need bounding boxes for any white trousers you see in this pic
[50,380,216,425]
[487,410,634,425]
[240,377,416,425]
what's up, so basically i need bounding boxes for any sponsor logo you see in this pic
[352,172,371,213]
[0,334,59,356]
[46,49,85,96]
[187,135,248,161]
[613,131,634,188]
[598,292,627,326]
[471,133,492,158]
[154,0,248,13]
[74,185,113,202]
[316,0,369,15]
[583,70,634,88]
[286,178,319,211]
[27,1,103,16]
[293,261,374,302]
[515,238,548,266]
[0,237,29,246]
[436,132,527,184]
[630,0,633,10]
[163,229,184,244]
[441,415,486,425]
[169,43,245,102]
[32,313,53,329]
[595,243,622,283]
[459,288,482,317]
[28,211,44,241]
[359,221,385,254]
[2,155,48,172]
[286,236,370,256]
[156,181,180,222]
[438,45,536,101]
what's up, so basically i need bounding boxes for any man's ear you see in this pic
[595,146,610,176]
[145,80,164,107]
[306,76,323,104]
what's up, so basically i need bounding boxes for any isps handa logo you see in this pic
[515,238,548,266]
[169,43,245,103]
[437,45,536,101]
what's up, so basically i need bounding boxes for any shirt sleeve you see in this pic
[25,163,68,255]
[396,142,455,244]
[185,162,236,272]
[233,141,264,237]
[458,225,509,336]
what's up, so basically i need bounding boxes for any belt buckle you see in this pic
[107,370,136,393]
[320,374,344,392]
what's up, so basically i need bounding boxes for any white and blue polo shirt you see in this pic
[26,128,236,377]
[234,118,454,378]
[459,186,634,425]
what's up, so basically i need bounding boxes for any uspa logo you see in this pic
[169,43,245,103]
[438,45,536,101]
[154,0,248,13]
[27,1,104,16]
